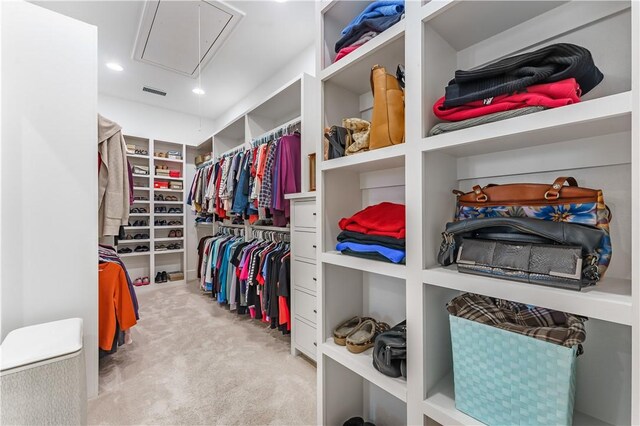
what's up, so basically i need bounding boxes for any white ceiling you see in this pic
[32,0,315,119]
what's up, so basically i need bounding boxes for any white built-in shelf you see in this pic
[321,143,405,173]
[154,200,182,205]
[422,372,610,426]
[132,174,150,178]
[153,188,183,192]
[153,156,183,163]
[129,213,150,217]
[250,225,290,232]
[320,20,405,88]
[123,226,149,230]
[153,175,183,181]
[133,186,150,191]
[196,222,213,227]
[132,200,150,204]
[419,0,455,22]
[422,267,632,326]
[154,237,185,242]
[217,222,245,229]
[155,213,184,216]
[285,191,317,200]
[322,338,407,403]
[127,154,150,160]
[154,249,185,255]
[119,239,150,244]
[118,251,150,258]
[422,92,632,157]
[155,225,184,229]
[321,251,406,280]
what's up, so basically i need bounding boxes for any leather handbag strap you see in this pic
[545,176,578,200]
[324,128,345,157]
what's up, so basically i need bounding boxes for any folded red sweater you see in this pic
[433,78,581,122]
[334,44,363,62]
[339,202,405,239]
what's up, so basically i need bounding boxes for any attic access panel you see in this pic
[134,0,244,78]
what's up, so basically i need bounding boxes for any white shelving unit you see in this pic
[121,136,186,285]
[316,1,639,426]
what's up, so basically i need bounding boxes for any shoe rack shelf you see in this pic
[122,136,187,286]
[315,2,639,426]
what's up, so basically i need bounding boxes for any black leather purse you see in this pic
[372,320,406,378]
[324,126,352,159]
[438,217,606,289]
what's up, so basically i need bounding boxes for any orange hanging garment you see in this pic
[98,262,137,350]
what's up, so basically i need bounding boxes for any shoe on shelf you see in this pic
[168,221,182,226]
[141,233,149,239]
[155,272,162,283]
[168,230,176,238]
[124,234,134,240]
[133,278,143,287]
[117,247,132,254]
[155,244,167,251]
[176,230,183,238]
[134,234,143,239]
[142,276,150,285]
[161,271,168,283]
[345,319,390,354]
[154,194,164,201]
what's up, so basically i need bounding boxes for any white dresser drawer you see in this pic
[294,317,317,360]
[293,260,316,293]
[293,230,317,261]
[294,289,317,325]
[293,200,316,229]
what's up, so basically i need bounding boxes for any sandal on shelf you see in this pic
[133,278,143,287]
[155,244,167,251]
[345,319,390,354]
[333,316,364,346]
[176,230,183,237]
[142,276,150,285]
[168,230,177,238]
[118,247,132,254]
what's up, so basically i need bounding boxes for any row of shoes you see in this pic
[168,229,183,238]
[117,245,149,254]
[123,233,149,240]
[155,271,169,283]
[154,194,179,201]
[129,220,148,227]
[154,220,182,226]
[130,208,148,214]
[154,207,182,213]
[155,243,182,251]
[333,316,390,353]
[133,277,150,286]
[133,196,148,201]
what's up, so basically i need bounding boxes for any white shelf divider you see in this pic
[321,251,406,280]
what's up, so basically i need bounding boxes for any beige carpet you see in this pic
[89,280,316,425]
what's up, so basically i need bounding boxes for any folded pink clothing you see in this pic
[334,44,364,62]
[433,78,581,122]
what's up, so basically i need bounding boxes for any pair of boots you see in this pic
[155,271,168,283]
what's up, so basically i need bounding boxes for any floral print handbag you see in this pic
[453,176,612,278]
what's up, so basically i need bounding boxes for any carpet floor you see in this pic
[89,280,316,425]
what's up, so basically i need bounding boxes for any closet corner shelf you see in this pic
[153,175,184,181]
[127,154,150,160]
[319,20,405,84]
[321,251,406,280]
[118,252,150,258]
[421,92,632,157]
[422,267,632,326]
[119,239,150,244]
[154,237,185,242]
[154,249,185,255]
[422,372,610,426]
[153,156,184,163]
[322,338,407,403]
[320,143,405,173]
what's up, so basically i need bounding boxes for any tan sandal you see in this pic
[333,316,361,346]
[346,319,390,354]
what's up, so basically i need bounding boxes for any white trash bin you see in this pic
[0,318,87,425]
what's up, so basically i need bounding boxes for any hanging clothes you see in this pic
[98,262,137,351]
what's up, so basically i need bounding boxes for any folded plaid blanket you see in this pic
[447,293,586,348]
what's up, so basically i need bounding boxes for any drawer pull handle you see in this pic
[312,245,317,248]
[313,213,316,216]
[313,309,317,314]
[313,342,317,346]
[312,277,317,281]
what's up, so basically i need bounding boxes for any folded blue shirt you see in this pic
[341,1,405,35]
[336,241,406,264]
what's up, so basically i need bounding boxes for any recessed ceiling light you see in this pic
[192,88,205,95]
[106,62,124,72]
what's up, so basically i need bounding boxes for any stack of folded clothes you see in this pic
[336,202,405,264]
[334,1,404,63]
[428,43,604,136]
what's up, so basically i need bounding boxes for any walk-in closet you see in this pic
[1,1,639,425]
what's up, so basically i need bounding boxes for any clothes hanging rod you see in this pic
[250,117,301,147]
[216,222,245,229]
[249,225,290,233]
[196,159,215,169]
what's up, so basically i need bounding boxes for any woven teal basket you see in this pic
[449,315,578,426]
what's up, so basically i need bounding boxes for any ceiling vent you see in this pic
[133,1,244,78]
[142,86,167,96]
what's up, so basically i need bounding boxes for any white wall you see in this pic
[211,43,315,134]
[1,0,99,397]
[98,94,217,146]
